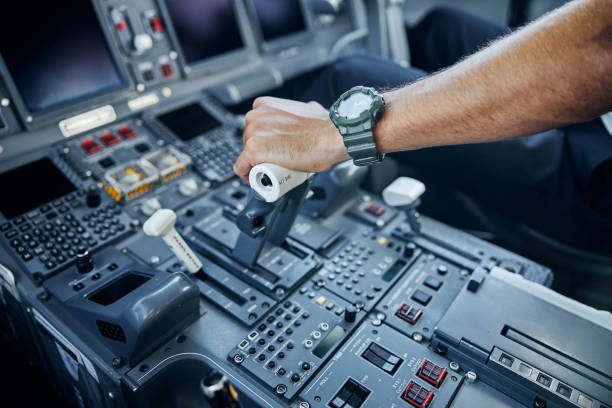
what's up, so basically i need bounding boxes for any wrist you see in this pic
[321,119,350,168]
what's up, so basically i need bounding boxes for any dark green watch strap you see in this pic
[343,130,384,166]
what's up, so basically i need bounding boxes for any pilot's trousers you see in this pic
[302,7,612,253]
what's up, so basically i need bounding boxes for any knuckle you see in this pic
[244,109,257,124]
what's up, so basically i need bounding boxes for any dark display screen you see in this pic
[0,1,124,113]
[252,0,307,41]
[0,158,75,219]
[312,326,345,358]
[89,274,150,306]
[157,103,221,141]
[163,0,244,65]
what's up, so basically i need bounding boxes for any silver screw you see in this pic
[466,371,477,383]
[233,354,244,364]
[376,313,386,321]
[412,333,423,342]
[372,319,382,326]
[299,402,310,408]
[150,256,160,264]
[275,384,287,395]
[1,98,9,106]
[449,361,460,371]
[107,392,115,400]
[461,269,470,277]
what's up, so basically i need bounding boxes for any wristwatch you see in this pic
[330,86,386,166]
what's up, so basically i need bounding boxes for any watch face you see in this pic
[337,92,375,119]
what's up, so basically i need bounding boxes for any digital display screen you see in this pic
[0,158,75,219]
[252,0,307,41]
[163,0,244,65]
[313,326,345,358]
[383,260,406,282]
[0,1,124,113]
[157,103,221,141]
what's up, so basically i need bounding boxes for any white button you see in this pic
[141,198,161,216]
[134,34,153,53]
[178,178,198,197]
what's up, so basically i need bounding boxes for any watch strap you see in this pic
[343,129,384,166]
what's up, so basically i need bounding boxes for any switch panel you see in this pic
[228,287,363,400]
[299,321,461,408]
[378,254,467,340]
[329,379,370,408]
[361,342,402,375]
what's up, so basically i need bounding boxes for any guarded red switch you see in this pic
[118,125,137,139]
[402,382,434,408]
[396,303,422,325]
[418,360,447,388]
[100,132,120,146]
[81,138,101,154]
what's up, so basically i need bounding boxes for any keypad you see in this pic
[182,128,241,184]
[1,196,130,277]
[313,238,406,310]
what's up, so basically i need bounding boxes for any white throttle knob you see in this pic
[143,209,202,273]
[249,163,313,202]
[382,177,425,207]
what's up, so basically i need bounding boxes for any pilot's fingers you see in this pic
[233,151,252,184]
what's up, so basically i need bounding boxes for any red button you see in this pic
[117,21,127,30]
[118,125,137,139]
[81,138,101,154]
[365,202,385,217]
[151,16,163,33]
[101,132,120,146]
[160,63,174,78]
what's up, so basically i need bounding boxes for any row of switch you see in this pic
[81,125,137,154]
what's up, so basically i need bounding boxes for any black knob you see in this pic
[405,242,417,257]
[76,248,94,274]
[345,306,357,323]
[86,185,102,208]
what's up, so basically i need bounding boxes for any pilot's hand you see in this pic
[233,97,349,183]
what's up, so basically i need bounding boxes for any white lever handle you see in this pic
[143,209,203,273]
[249,163,313,203]
[382,177,425,207]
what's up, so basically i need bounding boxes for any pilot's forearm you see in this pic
[375,0,612,153]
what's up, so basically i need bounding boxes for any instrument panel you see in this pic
[0,2,610,408]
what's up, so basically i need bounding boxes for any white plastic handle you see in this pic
[143,209,203,274]
[249,163,313,202]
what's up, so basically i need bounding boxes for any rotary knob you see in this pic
[76,248,94,274]
[344,306,357,323]
[86,185,102,208]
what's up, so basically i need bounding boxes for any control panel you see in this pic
[0,1,610,408]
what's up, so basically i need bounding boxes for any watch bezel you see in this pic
[330,86,385,129]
